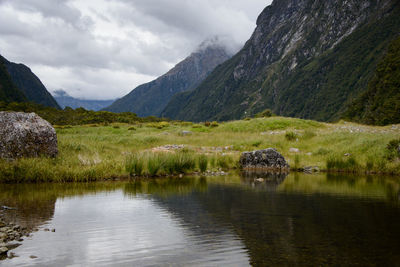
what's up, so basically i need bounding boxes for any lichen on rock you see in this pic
[239,148,290,171]
[0,112,58,159]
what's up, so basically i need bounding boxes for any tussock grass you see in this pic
[0,117,399,183]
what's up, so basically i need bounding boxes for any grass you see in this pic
[0,117,399,182]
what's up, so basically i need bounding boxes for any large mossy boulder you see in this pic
[0,112,58,159]
[239,148,289,171]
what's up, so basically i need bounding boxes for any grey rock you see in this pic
[180,131,192,136]
[0,112,58,159]
[0,246,8,255]
[239,148,290,171]
[304,166,320,173]
[289,148,300,153]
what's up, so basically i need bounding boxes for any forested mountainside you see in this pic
[104,43,231,117]
[162,0,400,123]
[0,55,60,109]
[345,36,400,125]
[0,57,26,103]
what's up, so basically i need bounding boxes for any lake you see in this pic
[0,172,399,266]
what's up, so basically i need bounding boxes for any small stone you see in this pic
[306,152,312,156]
[0,246,8,255]
[180,131,192,136]
[289,148,300,153]
[256,178,264,182]
[344,153,351,157]
[51,229,56,232]
[44,228,50,232]
[30,255,38,259]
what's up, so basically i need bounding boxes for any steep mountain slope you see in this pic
[162,0,400,122]
[54,90,114,111]
[104,43,231,116]
[0,58,26,103]
[345,36,400,125]
[0,56,60,109]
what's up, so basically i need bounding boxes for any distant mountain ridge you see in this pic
[104,41,232,116]
[162,0,400,123]
[0,55,60,109]
[54,90,115,111]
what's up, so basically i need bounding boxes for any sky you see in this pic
[0,0,272,100]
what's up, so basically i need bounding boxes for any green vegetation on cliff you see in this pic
[0,59,26,103]
[345,36,400,125]
[162,0,400,124]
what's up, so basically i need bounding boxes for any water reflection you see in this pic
[0,173,399,266]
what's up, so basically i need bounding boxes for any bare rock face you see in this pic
[0,112,58,159]
[240,148,289,171]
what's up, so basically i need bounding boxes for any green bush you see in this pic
[210,121,219,127]
[255,109,273,118]
[385,139,400,160]
[285,131,298,141]
[128,127,136,131]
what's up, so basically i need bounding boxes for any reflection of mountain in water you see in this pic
[127,175,400,266]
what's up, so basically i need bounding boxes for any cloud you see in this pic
[0,0,271,100]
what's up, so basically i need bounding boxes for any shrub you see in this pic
[255,109,273,118]
[128,127,136,131]
[192,124,202,129]
[204,122,211,127]
[210,121,219,127]
[198,155,208,172]
[385,139,400,160]
[285,131,298,141]
[113,125,120,129]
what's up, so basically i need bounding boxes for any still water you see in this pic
[0,173,399,266]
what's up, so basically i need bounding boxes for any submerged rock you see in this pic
[239,148,289,171]
[0,112,58,159]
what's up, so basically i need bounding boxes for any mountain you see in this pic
[162,0,400,122]
[104,41,231,116]
[54,90,115,111]
[0,57,26,103]
[345,36,400,125]
[0,55,60,109]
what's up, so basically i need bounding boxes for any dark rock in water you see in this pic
[240,148,289,171]
[0,112,58,159]
[241,170,288,190]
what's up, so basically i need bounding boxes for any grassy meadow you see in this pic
[0,117,399,182]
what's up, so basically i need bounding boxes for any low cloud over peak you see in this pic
[0,0,271,100]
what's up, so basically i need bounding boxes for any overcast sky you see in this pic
[0,0,272,100]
